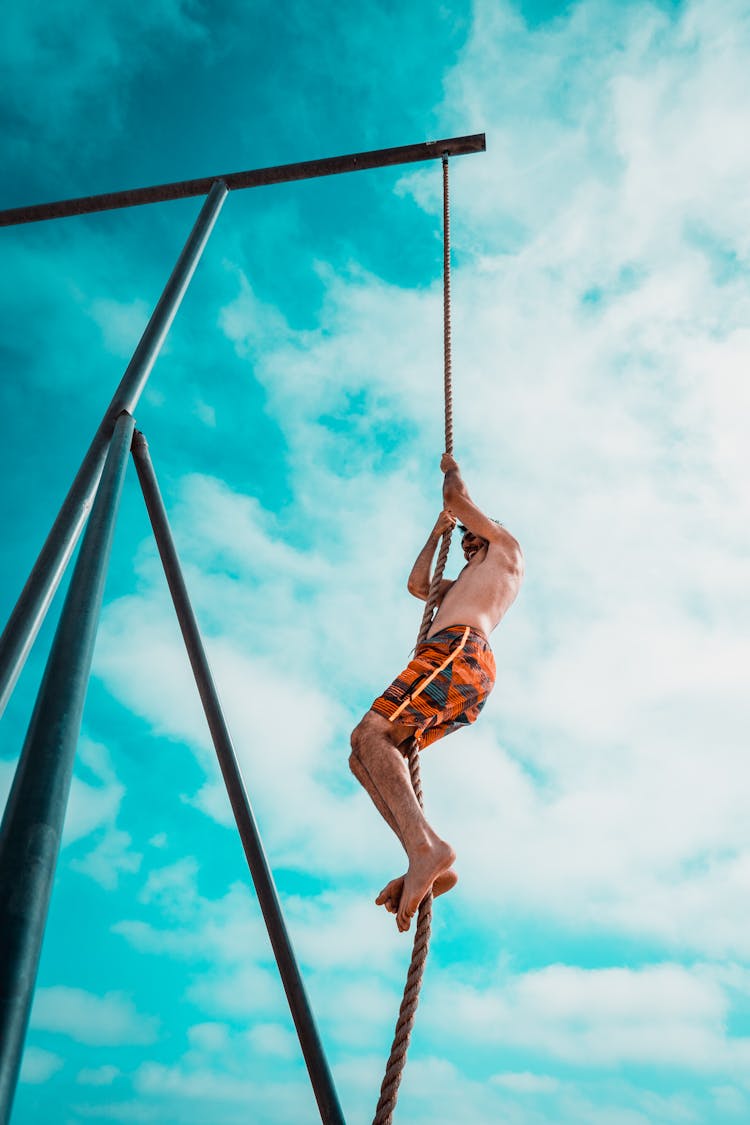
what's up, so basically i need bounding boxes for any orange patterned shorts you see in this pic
[370,625,496,749]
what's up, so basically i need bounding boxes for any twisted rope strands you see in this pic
[372,155,454,1125]
[415,155,454,651]
[442,154,454,461]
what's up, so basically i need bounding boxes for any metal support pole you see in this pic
[130,430,346,1125]
[0,411,135,1125]
[0,179,228,717]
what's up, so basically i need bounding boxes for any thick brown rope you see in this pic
[373,155,454,1125]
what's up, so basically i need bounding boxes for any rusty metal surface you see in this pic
[0,134,485,227]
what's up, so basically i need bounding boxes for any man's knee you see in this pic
[349,715,368,771]
[350,717,364,757]
[348,711,377,765]
[350,712,410,766]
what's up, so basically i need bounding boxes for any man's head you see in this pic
[459,524,488,562]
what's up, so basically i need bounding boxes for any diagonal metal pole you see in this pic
[0,410,135,1125]
[130,430,346,1125]
[0,179,228,718]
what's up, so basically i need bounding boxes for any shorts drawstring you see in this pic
[387,626,471,724]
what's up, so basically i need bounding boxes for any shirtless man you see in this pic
[350,453,524,932]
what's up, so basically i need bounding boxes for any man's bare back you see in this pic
[422,453,523,640]
[429,528,523,639]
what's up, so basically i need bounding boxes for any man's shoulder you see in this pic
[487,534,524,576]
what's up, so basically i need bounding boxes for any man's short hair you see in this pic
[458,520,500,536]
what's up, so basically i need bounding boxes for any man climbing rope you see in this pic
[350,452,524,933]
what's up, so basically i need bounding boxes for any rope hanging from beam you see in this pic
[372,155,455,1125]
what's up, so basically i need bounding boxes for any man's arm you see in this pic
[407,510,456,601]
[441,453,509,545]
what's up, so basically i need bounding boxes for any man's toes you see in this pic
[396,905,414,932]
[377,878,405,914]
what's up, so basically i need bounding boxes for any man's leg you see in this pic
[351,733,457,915]
[348,748,405,846]
[350,711,455,932]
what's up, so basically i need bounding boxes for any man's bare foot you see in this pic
[396,839,456,932]
[376,868,458,914]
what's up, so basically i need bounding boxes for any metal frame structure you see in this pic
[0,134,485,1125]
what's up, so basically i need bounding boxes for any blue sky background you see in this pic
[2,1,750,1122]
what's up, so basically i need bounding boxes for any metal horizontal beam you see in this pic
[0,133,486,227]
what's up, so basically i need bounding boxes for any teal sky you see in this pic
[3,1,750,1123]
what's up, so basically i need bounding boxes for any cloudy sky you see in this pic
[2,0,750,1122]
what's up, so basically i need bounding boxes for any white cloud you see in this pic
[424,961,750,1073]
[116,865,271,964]
[71,825,142,889]
[492,1071,560,1094]
[20,1046,64,1085]
[72,1100,167,1122]
[1,739,140,891]
[31,986,159,1046]
[247,1022,298,1060]
[139,856,201,913]
[187,1022,231,1053]
[86,297,152,358]
[95,542,406,880]
[111,858,403,1058]
[113,865,298,1023]
[67,741,142,888]
[133,1060,312,1121]
[1,743,126,853]
[193,398,217,427]
[64,774,123,845]
[78,1065,122,1086]
[711,1084,748,1117]
[185,961,288,1021]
